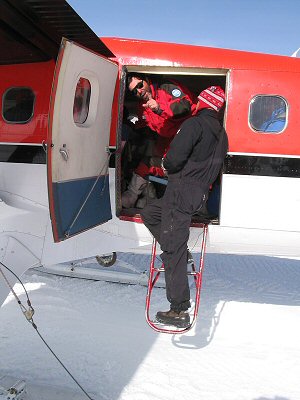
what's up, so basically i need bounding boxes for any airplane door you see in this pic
[47,38,118,242]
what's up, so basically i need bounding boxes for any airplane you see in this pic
[1,0,300,314]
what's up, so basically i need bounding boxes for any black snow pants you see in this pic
[141,179,207,311]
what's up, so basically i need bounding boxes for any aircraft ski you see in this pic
[32,256,166,288]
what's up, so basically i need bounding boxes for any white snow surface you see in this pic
[0,252,300,400]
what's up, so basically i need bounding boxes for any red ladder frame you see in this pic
[145,223,209,334]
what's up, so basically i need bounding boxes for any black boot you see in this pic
[156,309,190,328]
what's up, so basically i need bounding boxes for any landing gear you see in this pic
[95,252,117,267]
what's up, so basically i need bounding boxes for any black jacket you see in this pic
[163,108,228,189]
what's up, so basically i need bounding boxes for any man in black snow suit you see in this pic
[141,86,228,328]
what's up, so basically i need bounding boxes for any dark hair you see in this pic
[126,72,147,89]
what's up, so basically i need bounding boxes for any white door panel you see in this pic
[48,39,118,242]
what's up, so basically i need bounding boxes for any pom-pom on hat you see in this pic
[197,86,225,112]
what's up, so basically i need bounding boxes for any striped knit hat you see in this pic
[197,86,225,112]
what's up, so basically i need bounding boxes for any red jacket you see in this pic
[137,80,197,138]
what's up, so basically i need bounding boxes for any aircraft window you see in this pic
[249,95,287,133]
[73,77,91,124]
[2,87,35,123]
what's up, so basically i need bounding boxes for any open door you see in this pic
[48,38,118,242]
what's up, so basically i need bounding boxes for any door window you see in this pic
[73,77,91,124]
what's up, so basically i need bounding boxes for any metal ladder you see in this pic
[145,222,209,334]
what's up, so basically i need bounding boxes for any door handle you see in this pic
[59,145,69,161]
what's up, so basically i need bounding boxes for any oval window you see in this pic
[73,77,91,124]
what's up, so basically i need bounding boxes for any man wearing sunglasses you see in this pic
[122,73,197,209]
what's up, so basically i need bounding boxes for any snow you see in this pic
[0,252,300,400]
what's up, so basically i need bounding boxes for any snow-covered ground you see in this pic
[0,252,300,400]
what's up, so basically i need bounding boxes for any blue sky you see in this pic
[68,0,300,56]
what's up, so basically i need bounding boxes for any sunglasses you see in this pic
[131,80,144,96]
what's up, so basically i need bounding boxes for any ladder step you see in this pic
[145,223,209,334]
[153,268,165,272]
